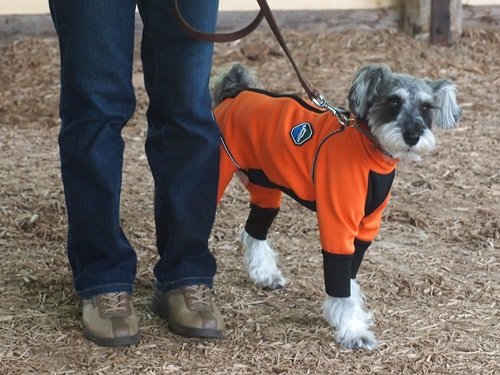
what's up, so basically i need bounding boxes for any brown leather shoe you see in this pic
[151,285,224,338]
[82,292,140,347]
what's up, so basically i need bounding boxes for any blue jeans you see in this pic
[49,0,220,299]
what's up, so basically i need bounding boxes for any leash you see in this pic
[173,1,264,43]
[173,0,352,129]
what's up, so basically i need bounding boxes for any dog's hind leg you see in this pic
[240,228,286,289]
[240,184,286,289]
[322,279,377,350]
[217,147,239,202]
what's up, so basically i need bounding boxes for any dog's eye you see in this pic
[387,96,401,109]
[421,103,433,112]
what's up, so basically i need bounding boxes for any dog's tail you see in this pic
[212,63,258,106]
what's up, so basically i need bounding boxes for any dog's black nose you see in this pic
[403,131,420,146]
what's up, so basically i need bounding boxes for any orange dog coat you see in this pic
[214,89,397,297]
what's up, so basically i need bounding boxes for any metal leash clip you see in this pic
[312,94,352,128]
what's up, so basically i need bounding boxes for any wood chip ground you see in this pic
[0,25,499,375]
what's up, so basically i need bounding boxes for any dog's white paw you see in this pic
[335,325,377,351]
[240,229,286,289]
[323,281,377,351]
[248,264,286,289]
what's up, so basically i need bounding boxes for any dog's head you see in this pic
[347,64,461,161]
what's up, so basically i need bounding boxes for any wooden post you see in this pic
[402,0,431,39]
[403,0,462,45]
[432,0,452,45]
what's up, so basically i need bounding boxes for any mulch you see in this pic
[0,23,499,375]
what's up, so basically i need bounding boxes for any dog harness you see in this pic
[214,89,398,297]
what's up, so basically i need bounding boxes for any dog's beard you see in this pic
[371,121,436,161]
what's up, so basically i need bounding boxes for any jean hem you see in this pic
[155,277,214,293]
[77,282,134,299]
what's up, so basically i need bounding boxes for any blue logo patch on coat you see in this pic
[290,122,313,145]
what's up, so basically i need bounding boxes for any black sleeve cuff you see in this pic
[244,204,280,240]
[322,250,354,298]
[351,239,371,279]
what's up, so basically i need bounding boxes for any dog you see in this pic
[212,63,461,350]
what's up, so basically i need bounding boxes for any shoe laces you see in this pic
[184,285,211,307]
[101,292,129,314]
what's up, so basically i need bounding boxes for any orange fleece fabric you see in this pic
[215,89,397,255]
[214,89,398,297]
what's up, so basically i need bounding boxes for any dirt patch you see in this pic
[0,26,499,374]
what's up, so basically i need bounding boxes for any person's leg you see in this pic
[50,0,140,347]
[216,148,238,203]
[137,0,220,290]
[50,0,137,298]
[137,0,223,338]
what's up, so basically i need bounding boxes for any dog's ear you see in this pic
[348,64,391,119]
[426,79,462,129]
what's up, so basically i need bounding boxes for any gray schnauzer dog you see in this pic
[212,64,461,350]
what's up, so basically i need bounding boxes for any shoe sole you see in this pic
[150,293,223,339]
[84,332,140,347]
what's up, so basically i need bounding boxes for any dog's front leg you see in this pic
[322,279,377,350]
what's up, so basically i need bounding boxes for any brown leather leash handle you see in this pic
[173,0,264,43]
[173,0,315,98]
[174,0,351,126]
